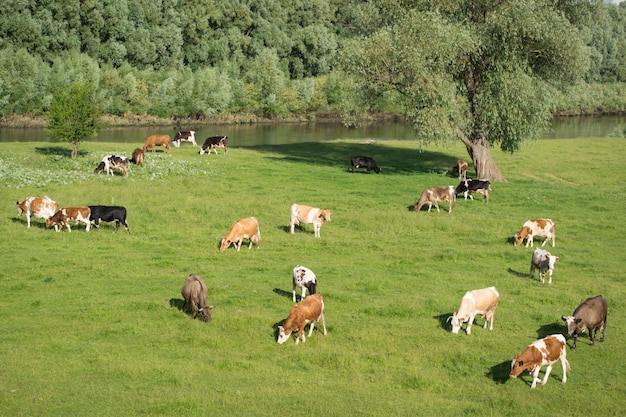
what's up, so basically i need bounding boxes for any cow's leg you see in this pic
[292,284,297,303]
[301,286,307,300]
[540,237,548,247]
[290,217,296,234]
[236,239,242,252]
[434,201,440,213]
[314,224,320,238]
[320,312,327,336]
[526,236,533,248]
[571,334,578,349]
[560,358,568,384]
[85,220,90,232]
[530,366,541,388]
[541,364,553,385]
[465,314,475,335]
[599,321,606,342]
[65,222,72,232]
[26,214,31,228]
[307,321,316,337]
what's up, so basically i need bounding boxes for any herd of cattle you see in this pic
[15,144,608,389]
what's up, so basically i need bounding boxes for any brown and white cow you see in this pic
[290,204,332,238]
[46,207,91,232]
[219,217,261,252]
[277,293,327,345]
[448,286,499,335]
[143,135,171,153]
[16,196,58,228]
[414,186,456,213]
[452,159,468,180]
[292,265,317,302]
[173,131,197,147]
[561,295,607,349]
[509,334,570,389]
[514,218,556,248]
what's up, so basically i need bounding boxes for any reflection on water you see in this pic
[0,115,623,145]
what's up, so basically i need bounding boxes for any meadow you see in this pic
[0,136,624,416]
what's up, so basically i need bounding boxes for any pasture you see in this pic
[0,137,624,416]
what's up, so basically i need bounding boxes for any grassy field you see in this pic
[0,137,624,416]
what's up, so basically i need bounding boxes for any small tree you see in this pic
[47,81,102,159]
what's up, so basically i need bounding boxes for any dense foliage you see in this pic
[0,0,624,120]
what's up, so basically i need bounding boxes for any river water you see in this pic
[0,115,623,146]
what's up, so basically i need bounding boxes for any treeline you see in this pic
[0,0,625,120]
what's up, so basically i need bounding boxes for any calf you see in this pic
[172,131,197,147]
[199,136,229,155]
[143,135,171,153]
[514,219,556,247]
[94,155,129,177]
[88,205,130,233]
[220,217,261,252]
[290,204,332,238]
[350,155,381,174]
[448,286,499,335]
[509,334,570,388]
[277,293,327,345]
[561,295,607,349]
[16,196,58,228]
[181,274,212,322]
[46,207,91,232]
[530,248,559,284]
[452,159,468,180]
[455,179,490,203]
[292,265,317,302]
[130,148,144,166]
[413,186,456,213]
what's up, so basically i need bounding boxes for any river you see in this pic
[0,115,623,146]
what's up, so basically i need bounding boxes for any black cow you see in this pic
[455,179,490,202]
[561,295,607,349]
[199,136,228,155]
[88,205,130,233]
[172,131,197,147]
[350,156,380,174]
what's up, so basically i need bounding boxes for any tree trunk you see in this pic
[456,128,507,182]
[71,142,78,159]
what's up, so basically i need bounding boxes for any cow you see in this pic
[143,135,171,153]
[561,295,607,349]
[455,179,490,203]
[94,155,129,177]
[277,293,327,345]
[46,207,91,232]
[130,148,144,166]
[448,286,499,335]
[530,248,559,284]
[509,334,570,389]
[172,131,197,147]
[219,217,261,252]
[199,136,229,155]
[350,155,381,174]
[16,196,58,228]
[181,274,212,322]
[413,186,456,213]
[514,219,556,248]
[88,205,130,233]
[452,159,468,180]
[292,265,317,302]
[290,204,332,238]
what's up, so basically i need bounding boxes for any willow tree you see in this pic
[340,0,589,181]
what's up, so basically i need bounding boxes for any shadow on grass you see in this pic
[433,312,454,332]
[244,141,462,176]
[169,298,184,310]
[507,268,529,279]
[35,146,88,158]
[486,360,513,384]
[536,322,566,339]
[11,217,49,230]
[273,287,292,300]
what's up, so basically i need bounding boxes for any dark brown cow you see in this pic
[561,295,607,349]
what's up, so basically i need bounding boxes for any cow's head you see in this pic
[199,306,213,323]
[219,238,231,252]
[276,326,293,344]
[561,315,583,336]
[448,313,464,334]
[509,354,528,379]
[318,210,332,222]
[514,227,531,246]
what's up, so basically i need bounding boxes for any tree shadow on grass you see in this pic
[486,360,513,384]
[35,146,88,158]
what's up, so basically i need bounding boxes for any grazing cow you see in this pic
[172,131,197,147]
[88,205,130,233]
[181,274,212,322]
[220,217,261,252]
[143,135,171,153]
[290,204,332,238]
[292,265,317,302]
[277,293,327,345]
[350,155,381,174]
[561,295,607,349]
[455,179,490,203]
[46,207,91,232]
[514,219,556,248]
[130,148,145,166]
[413,186,456,213]
[530,248,559,284]
[448,286,499,335]
[16,196,58,228]
[452,159,468,180]
[94,155,129,177]
[199,136,229,155]
[509,334,570,389]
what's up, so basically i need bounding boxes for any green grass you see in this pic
[0,137,625,416]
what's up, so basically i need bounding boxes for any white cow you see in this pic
[292,265,317,302]
[449,286,499,335]
[530,248,560,284]
[290,204,332,238]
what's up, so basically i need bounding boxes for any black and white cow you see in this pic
[88,205,130,233]
[94,155,129,177]
[172,131,197,147]
[292,265,317,302]
[350,156,380,174]
[199,136,229,155]
[455,179,490,202]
